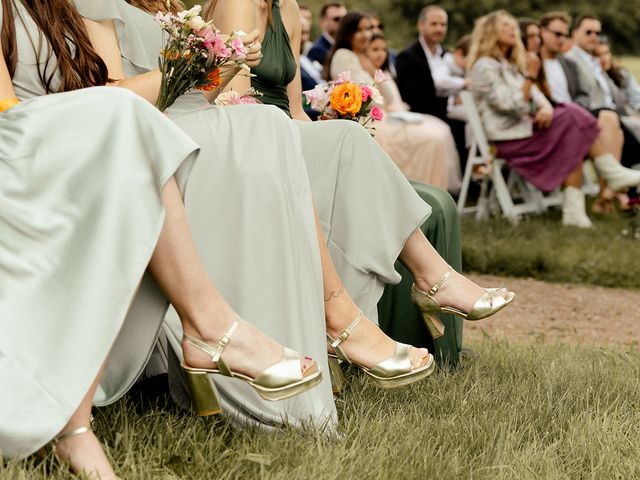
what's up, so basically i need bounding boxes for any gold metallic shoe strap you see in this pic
[51,426,92,446]
[328,310,363,350]
[183,317,240,377]
[428,266,452,297]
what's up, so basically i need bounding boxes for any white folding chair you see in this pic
[457,91,546,224]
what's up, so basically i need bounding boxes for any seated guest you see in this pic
[564,14,640,179]
[366,32,462,190]
[598,41,640,119]
[539,12,640,212]
[326,12,460,191]
[299,4,313,55]
[519,18,552,99]
[299,12,324,119]
[445,34,471,122]
[395,5,468,168]
[308,2,346,66]
[366,10,397,76]
[468,10,636,228]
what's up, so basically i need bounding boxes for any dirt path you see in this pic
[465,274,640,348]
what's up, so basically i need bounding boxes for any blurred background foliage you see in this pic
[185,0,640,55]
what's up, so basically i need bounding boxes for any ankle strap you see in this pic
[428,267,452,296]
[328,310,363,349]
[183,317,240,375]
[52,426,91,446]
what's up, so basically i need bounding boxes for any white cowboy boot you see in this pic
[593,153,640,191]
[562,186,593,228]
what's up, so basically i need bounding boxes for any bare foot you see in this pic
[326,301,429,369]
[53,430,118,480]
[182,311,315,379]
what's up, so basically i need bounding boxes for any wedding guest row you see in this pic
[1,0,514,478]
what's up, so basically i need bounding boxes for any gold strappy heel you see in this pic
[327,310,436,391]
[182,317,323,416]
[411,267,515,339]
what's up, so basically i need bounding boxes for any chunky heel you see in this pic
[183,367,223,417]
[421,312,445,339]
[328,355,346,395]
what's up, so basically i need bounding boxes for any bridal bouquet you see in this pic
[303,70,388,134]
[155,4,250,111]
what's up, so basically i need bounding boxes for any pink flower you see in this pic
[370,106,384,121]
[303,84,328,111]
[197,26,216,44]
[361,85,373,102]
[334,70,351,85]
[230,36,247,61]
[374,69,390,84]
[207,35,232,59]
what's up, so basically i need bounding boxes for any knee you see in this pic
[598,110,621,130]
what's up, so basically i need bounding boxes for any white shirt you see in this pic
[573,46,616,109]
[543,58,572,104]
[418,36,465,97]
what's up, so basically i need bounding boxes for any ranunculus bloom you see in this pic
[330,82,363,117]
[361,85,373,102]
[370,106,384,121]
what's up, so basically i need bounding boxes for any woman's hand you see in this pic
[534,105,553,129]
[240,29,262,68]
[525,52,541,80]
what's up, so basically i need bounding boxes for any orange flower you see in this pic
[329,82,363,117]
[197,68,221,91]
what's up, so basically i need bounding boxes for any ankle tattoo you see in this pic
[324,289,343,302]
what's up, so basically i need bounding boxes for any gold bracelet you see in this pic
[0,97,20,113]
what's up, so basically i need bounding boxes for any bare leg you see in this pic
[57,179,313,474]
[149,179,312,377]
[563,161,584,189]
[53,364,117,479]
[317,209,429,369]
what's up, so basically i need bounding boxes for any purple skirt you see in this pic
[495,103,599,192]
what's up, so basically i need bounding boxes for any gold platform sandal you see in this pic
[411,267,515,339]
[182,317,323,416]
[327,310,436,391]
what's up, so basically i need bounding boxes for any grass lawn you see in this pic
[461,208,640,289]
[4,341,640,479]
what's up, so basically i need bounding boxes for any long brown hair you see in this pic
[202,0,273,26]
[126,0,184,15]
[1,0,109,92]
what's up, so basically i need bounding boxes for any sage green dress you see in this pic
[0,1,200,459]
[75,0,338,430]
[251,0,464,364]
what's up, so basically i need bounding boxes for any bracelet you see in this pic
[0,97,20,113]
[525,76,536,82]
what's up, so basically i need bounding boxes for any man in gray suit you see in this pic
[539,12,640,193]
[564,14,640,174]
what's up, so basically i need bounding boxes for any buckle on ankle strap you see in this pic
[428,267,452,296]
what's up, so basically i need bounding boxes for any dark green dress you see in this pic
[251,0,464,366]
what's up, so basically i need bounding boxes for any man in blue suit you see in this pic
[308,2,347,66]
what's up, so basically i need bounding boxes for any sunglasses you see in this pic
[331,16,344,22]
[585,29,602,36]
[544,28,568,39]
